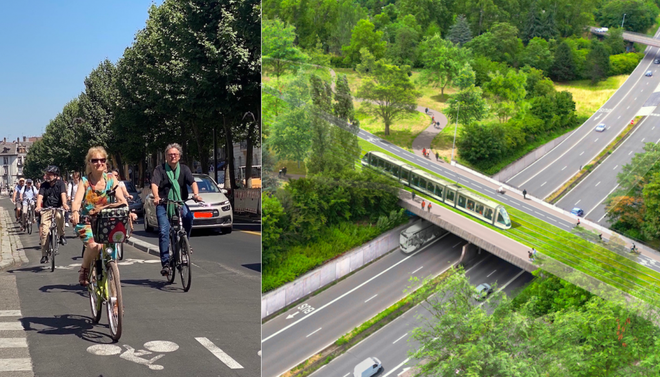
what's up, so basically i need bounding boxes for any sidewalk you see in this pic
[0,199,29,272]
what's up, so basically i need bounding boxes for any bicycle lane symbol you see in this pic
[87,341,179,371]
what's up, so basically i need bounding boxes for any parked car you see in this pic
[571,207,584,217]
[353,357,382,377]
[474,283,493,301]
[121,180,144,215]
[595,123,606,132]
[646,70,654,77]
[143,174,233,234]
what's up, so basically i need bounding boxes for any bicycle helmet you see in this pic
[45,165,60,176]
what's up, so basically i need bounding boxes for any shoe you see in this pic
[78,267,90,286]
[160,267,170,276]
[59,236,67,245]
[65,222,71,227]
[40,256,47,264]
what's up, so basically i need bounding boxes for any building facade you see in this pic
[1,137,38,189]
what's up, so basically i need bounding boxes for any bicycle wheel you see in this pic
[106,261,123,341]
[179,236,192,292]
[26,210,32,235]
[116,243,123,260]
[88,260,102,323]
[166,236,176,284]
[49,231,56,272]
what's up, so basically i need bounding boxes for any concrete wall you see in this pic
[492,132,573,184]
[261,221,412,319]
[459,243,480,265]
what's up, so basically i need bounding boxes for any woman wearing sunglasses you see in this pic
[71,146,128,286]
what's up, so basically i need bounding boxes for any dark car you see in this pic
[571,207,584,217]
[654,59,660,64]
[122,180,144,215]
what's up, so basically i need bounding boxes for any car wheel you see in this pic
[221,226,232,235]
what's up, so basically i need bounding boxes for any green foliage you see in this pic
[262,193,286,264]
[263,18,308,80]
[604,27,626,55]
[386,14,422,67]
[447,14,472,46]
[550,40,577,81]
[596,0,660,33]
[610,52,645,75]
[520,37,553,74]
[457,122,506,166]
[587,41,611,84]
[418,34,471,97]
[464,22,523,66]
[342,19,387,67]
[471,56,510,87]
[269,106,313,167]
[446,85,488,126]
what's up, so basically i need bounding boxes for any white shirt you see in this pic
[67,180,79,201]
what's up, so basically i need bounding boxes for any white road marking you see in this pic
[653,126,656,130]
[618,115,621,119]
[561,166,567,171]
[398,368,411,376]
[594,138,599,142]
[306,328,322,338]
[548,218,557,222]
[87,344,123,356]
[486,270,497,278]
[144,341,179,353]
[580,151,585,156]
[343,373,350,377]
[629,150,633,155]
[598,212,608,223]
[540,181,546,187]
[411,266,423,275]
[634,98,637,101]
[534,211,545,217]
[586,184,620,218]
[596,181,601,187]
[628,106,630,109]
[382,358,410,377]
[642,138,646,142]
[0,310,21,317]
[522,206,532,211]
[0,358,32,372]
[195,337,244,369]
[575,200,581,205]
[614,165,618,170]
[365,294,378,303]
[452,241,463,248]
[0,322,23,331]
[393,333,408,344]
[0,338,27,348]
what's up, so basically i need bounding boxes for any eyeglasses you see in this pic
[167,153,180,157]
[90,158,106,164]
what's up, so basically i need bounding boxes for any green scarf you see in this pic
[166,163,181,218]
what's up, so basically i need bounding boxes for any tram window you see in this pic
[401,170,409,182]
[419,178,427,190]
[457,195,466,208]
[434,185,443,197]
[497,212,506,225]
[467,199,475,212]
[484,208,493,220]
[411,175,418,187]
[498,207,511,227]
[475,203,484,216]
[446,190,455,203]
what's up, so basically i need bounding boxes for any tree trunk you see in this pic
[224,116,236,191]
[245,121,255,188]
[191,123,208,174]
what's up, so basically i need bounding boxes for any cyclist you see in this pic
[18,179,38,231]
[111,168,137,232]
[71,146,128,286]
[35,166,69,264]
[150,143,202,277]
[12,178,25,222]
[66,172,81,227]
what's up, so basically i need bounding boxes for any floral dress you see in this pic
[75,173,116,244]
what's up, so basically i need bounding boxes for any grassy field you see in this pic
[554,75,629,118]
[358,139,660,304]
[355,109,430,152]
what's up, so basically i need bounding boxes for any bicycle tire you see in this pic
[49,231,56,272]
[106,260,123,341]
[88,260,102,323]
[116,243,123,260]
[179,236,192,292]
[166,235,176,284]
[26,209,32,235]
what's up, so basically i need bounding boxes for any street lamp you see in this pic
[450,102,460,164]
[622,13,627,29]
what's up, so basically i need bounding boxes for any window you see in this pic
[457,195,466,208]
[418,177,427,191]
[475,203,484,216]
[2,157,7,165]
[401,169,409,184]
[446,190,455,203]
[434,185,443,198]
[484,208,494,221]
[411,175,419,187]
[497,207,511,227]
[467,199,475,212]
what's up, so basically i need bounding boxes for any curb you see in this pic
[0,204,28,272]
[125,237,161,258]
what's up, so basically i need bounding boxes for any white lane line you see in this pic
[343,373,350,377]
[382,358,410,377]
[393,333,408,344]
[629,150,633,155]
[595,138,599,142]
[534,211,545,217]
[452,241,463,248]
[499,270,526,291]
[0,338,28,348]
[613,165,619,170]
[598,211,608,223]
[580,151,585,156]
[522,206,532,211]
[486,270,497,278]
[653,126,656,130]
[657,138,660,144]
[628,106,630,109]
[262,233,451,343]
[642,137,646,142]
[306,328,322,338]
[365,294,378,303]
[195,337,243,369]
[634,98,637,101]
[0,322,23,331]
[473,184,483,189]
[0,310,21,317]
[540,181,546,187]
[586,184,620,218]
[411,266,424,275]
[618,115,621,119]
[595,181,601,187]
[0,358,32,372]
[561,166,567,171]
[445,172,456,177]
[548,217,558,222]
[575,199,581,205]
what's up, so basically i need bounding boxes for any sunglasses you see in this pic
[90,158,107,164]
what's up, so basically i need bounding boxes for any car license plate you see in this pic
[194,211,213,218]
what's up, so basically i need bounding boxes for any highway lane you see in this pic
[1,200,260,377]
[507,29,660,198]
[262,233,469,377]
[311,256,533,377]
[558,103,660,225]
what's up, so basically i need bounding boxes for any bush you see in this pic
[329,54,352,68]
[610,52,644,75]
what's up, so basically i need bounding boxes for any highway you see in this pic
[507,27,660,199]
[262,233,466,377]
[310,256,533,377]
[0,199,261,377]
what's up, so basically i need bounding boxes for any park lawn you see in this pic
[359,139,660,304]
[355,108,430,151]
[410,70,455,112]
[272,159,307,176]
[554,75,629,118]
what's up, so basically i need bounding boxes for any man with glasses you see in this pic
[18,179,38,232]
[151,143,202,277]
[35,165,69,263]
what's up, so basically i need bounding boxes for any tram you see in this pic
[362,151,512,230]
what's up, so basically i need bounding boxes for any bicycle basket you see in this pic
[90,204,129,244]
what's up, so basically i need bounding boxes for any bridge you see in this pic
[591,27,660,47]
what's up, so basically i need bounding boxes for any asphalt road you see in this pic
[312,257,533,377]
[0,199,261,377]
[507,30,660,199]
[557,102,660,225]
[262,233,467,377]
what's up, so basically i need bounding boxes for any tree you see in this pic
[357,59,419,135]
[596,0,659,33]
[269,107,313,168]
[334,74,356,122]
[550,41,577,81]
[604,27,626,55]
[446,85,488,126]
[263,18,308,81]
[521,37,553,74]
[464,22,522,66]
[342,19,387,67]
[587,41,611,84]
[396,0,455,36]
[454,63,476,90]
[387,15,422,67]
[333,74,361,170]
[418,34,471,97]
[327,0,368,55]
[523,0,543,44]
[447,14,472,46]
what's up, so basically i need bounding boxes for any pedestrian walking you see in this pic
[528,251,534,261]
[436,152,439,161]
[412,191,416,201]
[428,202,432,212]
[576,218,580,227]
[522,189,527,199]
[421,200,426,210]
[599,233,603,241]
[425,108,428,114]
[422,147,426,156]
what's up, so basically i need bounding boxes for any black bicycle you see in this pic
[41,207,64,272]
[21,199,36,235]
[159,198,204,292]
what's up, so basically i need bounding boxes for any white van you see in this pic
[353,357,382,377]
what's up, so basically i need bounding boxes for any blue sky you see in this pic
[0,0,163,141]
